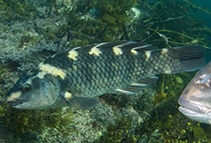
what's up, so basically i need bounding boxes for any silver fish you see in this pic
[7,41,205,110]
[178,61,211,124]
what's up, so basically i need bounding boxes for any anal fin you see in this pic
[113,76,158,95]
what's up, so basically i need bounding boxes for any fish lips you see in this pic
[178,98,211,124]
[7,99,24,107]
[6,92,24,108]
[7,100,32,109]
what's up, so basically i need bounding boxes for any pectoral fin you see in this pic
[61,91,100,109]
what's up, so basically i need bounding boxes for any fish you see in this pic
[178,61,211,124]
[6,41,205,110]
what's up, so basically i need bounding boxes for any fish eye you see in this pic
[22,83,32,92]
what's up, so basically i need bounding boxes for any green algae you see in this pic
[1,104,74,134]
[98,0,137,25]
[1,0,210,49]
[0,0,38,21]
[95,116,136,143]
[132,73,195,142]
[192,125,206,140]
[0,99,74,141]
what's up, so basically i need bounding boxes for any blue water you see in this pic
[194,0,211,27]
[194,0,211,62]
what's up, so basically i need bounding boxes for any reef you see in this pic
[0,0,211,142]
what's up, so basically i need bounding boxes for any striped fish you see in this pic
[7,41,205,109]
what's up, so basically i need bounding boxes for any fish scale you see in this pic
[7,41,205,109]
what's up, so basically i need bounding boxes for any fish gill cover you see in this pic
[0,0,211,142]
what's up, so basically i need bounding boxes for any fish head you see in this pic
[178,61,211,124]
[7,72,61,109]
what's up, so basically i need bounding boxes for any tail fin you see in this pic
[170,45,205,72]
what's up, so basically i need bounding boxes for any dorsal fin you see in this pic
[83,41,157,51]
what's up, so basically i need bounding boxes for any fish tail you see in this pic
[170,45,205,72]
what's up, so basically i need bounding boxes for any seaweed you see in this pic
[0,0,211,142]
[0,101,74,140]
[133,73,198,142]
[95,116,136,143]
[0,0,41,21]
[128,0,211,48]
[97,0,137,25]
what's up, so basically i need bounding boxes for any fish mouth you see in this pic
[178,97,211,124]
[178,97,203,114]
[7,99,24,107]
